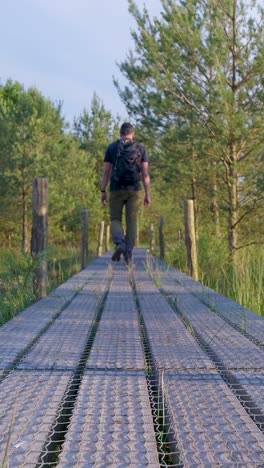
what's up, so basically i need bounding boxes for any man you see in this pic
[101,122,150,264]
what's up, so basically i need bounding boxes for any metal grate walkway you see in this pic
[0,249,264,467]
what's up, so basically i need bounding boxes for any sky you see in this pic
[0,0,162,123]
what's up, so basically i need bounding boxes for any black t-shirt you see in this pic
[104,139,150,191]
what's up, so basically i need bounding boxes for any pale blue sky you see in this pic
[0,0,162,123]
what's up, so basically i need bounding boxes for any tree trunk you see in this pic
[227,165,238,262]
[22,188,29,253]
[211,162,220,237]
[227,0,239,265]
[31,178,48,298]
[224,146,238,263]
[80,209,89,269]
[191,176,198,242]
[184,199,199,280]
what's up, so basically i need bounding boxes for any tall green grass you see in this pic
[198,237,264,316]
[230,253,263,315]
[166,235,264,316]
[0,245,95,326]
[0,249,36,325]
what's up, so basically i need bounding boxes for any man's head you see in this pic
[120,122,135,140]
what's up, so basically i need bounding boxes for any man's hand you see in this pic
[144,194,151,206]
[141,162,151,206]
[101,192,107,205]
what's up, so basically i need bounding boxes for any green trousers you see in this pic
[109,190,141,251]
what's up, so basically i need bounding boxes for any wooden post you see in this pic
[149,223,155,253]
[105,224,110,251]
[135,222,140,248]
[184,199,198,280]
[31,178,48,298]
[80,209,89,270]
[159,216,165,260]
[97,221,105,257]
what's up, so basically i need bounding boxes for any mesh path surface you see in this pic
[0,255,112,465]
[57,267,159,466]
[151,255,264,347]
[0,249,263,466]
[0,256,110,372]
[57,371,159,467]
[133,250,264,466]
[86,270,145,371]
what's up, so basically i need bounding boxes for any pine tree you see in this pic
[0,81,66,250]
[115,0,264,261]
[73,93,120,181]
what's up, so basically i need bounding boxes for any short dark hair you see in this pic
[120,122,134,136]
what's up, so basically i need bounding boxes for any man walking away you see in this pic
[101,122,151,264]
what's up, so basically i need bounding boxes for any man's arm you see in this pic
[101,162,112,205]
[141,161,151,206]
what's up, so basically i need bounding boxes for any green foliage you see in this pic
[164,231,263,315]
[0,82,119,249]
[47,136,101,243]
[0,83,118,325]
[0,248,35,324]
[198,232,231,285]
[0,246,96,325]
[116,0,264,258]
[198,240,264,316]
[0,80,67,249]
[230,251,264,316]
[73,93,120,180]
[165,241,187,272]
[1,8,263,323]
[116,0,264,314]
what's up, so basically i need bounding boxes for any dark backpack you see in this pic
[112,139,142,186]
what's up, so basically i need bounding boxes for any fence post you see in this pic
[135,222,140,248]
[105,224,110,251]
[184,199,198,280]
[97,221,105,257]
[149,223,155,253]
[159,216,165,260]
[31,178,48,298]
[80,209,89,270]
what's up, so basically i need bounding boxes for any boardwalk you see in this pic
[0,249,264,467]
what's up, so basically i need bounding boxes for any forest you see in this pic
[0,0,263,321]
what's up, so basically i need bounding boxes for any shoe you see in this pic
[111,243,125,262]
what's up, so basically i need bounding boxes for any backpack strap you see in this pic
[113,139,122,171]
[135,142,142,167]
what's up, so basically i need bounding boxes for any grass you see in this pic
[163,235,264,317]
[0,249,36,325]
[1,394,18,468]
[0,244,96,326]
[198,240,264,317]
